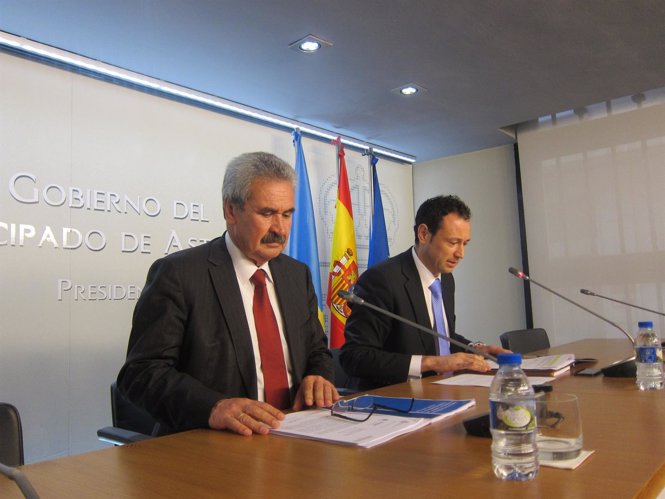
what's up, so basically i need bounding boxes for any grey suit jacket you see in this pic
[117,235,332,433]
[340,248,470,390]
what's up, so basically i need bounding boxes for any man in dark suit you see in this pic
[118,152,338,436]
[340,195,507,390]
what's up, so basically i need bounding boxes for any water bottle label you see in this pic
[489,400,536,432]
[637,346,663,363]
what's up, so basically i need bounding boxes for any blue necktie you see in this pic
[429,278,450,356]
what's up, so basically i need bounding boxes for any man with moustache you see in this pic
[340,195,507,390]
[117,152,338,436]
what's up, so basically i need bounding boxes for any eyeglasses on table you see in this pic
[330,397,415,422]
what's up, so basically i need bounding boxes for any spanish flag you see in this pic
[327,139,358,348]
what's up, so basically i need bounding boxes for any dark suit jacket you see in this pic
[340,248,470,390]
[117,235,333,433]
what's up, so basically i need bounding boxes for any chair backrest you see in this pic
[499,328,550,354]
[110,382,160,436]
[0,403,24,466]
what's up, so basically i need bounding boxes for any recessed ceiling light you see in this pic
[289,34,333,54]
[392,83,427,97]
[299,40,320,52]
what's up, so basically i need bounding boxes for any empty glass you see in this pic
[536,392,583,460]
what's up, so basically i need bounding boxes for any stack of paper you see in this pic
[271,397,475,448]
[489,354,576,377]
[436,373,556,387]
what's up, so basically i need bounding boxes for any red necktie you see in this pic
[250,269,290,409]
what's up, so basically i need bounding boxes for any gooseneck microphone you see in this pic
[336,289,497,362]
[509,268,635,345]
[509,267,636,377]
[580,289,665,317]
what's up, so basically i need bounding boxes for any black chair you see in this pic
[0,403,42,499]
[331,349,358,396]
[0,403,24,467]
[499,328,550,354]
[97,382,158,445]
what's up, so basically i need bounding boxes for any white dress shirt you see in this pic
[408,247,451,378]
[225,233,294,401]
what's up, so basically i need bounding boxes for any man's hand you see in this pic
[292,375,340,411]
[475,343,511,356]
[421,352,491,374]
[208,398,285,436]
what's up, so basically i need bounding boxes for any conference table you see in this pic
[2,339,665,498]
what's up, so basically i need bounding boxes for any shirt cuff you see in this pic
[408,355,423,378]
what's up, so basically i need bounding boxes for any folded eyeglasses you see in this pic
[330,398,415,422]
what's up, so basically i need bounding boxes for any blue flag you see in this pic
[367,154,389,268]
[287,130,325,329]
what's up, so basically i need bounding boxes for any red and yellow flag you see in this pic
[327,139,358,348]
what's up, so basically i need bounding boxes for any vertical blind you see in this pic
[517,93,665,345]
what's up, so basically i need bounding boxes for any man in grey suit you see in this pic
[340,195,507,390]
[118,152,338,436]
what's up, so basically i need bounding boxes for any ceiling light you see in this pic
[299,41,320,52]
[289,34,332,54]
[393,83,427,97]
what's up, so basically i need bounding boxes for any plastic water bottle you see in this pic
[489,353,538,480]
[635,321,664,390]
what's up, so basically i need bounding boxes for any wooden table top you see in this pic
[2,339,663,499]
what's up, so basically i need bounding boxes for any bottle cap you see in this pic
[497,352,522,365]
[638,321,654,328]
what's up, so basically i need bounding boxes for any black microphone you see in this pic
[509,267,636,377]
[337,289,497,362]
[580,289,665,317]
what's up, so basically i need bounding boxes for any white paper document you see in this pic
[272,398,476,448]
[488,354,576,373]
[272,409,430,448]
[435,373,555,387]
[540,449,595,470]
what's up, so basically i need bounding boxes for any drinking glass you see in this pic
[536,392,583,460]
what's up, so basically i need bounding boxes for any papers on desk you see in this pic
[272,397,476,448]
[435,373,555,387]
[489,354,576,377]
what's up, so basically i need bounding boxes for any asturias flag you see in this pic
[367,153,389,268]
[286,130,325,329]
[327,139,358,348]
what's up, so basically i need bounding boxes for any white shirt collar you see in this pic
[411,246,439,289]
[225,232,274,284]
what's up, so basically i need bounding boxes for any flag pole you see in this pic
[334,136,341,178]
[368,148,375,222]
[327,136,358,348]
[366,150,389,268]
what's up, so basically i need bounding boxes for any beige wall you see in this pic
[0,51,412,462]
[413,145,525,345]
[518,96,665,345]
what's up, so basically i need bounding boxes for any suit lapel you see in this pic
[207,236,257,398]
[400,250,437,353]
